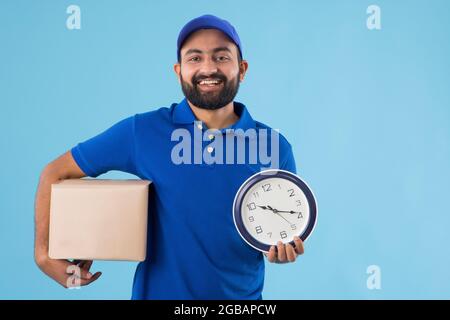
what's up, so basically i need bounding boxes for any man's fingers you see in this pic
[267,239,303,264]
[80,272,102,286]
[286,242,297,262]
[277,241,287,262]
[79,260,94,279]
[81,260,93,272]
[65,261,95,280]
[78,268,94,280]
[267,246,277,263]
[294,236,305,255]
[77,260,86,268]
[76,260,93,269]
[65,271,102,288]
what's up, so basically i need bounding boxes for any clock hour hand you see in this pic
[258,205,280,214]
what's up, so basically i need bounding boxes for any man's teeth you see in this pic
[198,80,221,85]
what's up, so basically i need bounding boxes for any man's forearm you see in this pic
[34,168,60,264]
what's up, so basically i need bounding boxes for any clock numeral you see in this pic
[287,189,295,197]
[262,183,272,192]
[290,224,297,230]
[253,191,260,198]
[267,232,272,238]
[296,200,301,207]
[247,202,256,211]
[249,216,254,222]
[297,212,303,219]
[278,184,282,189]
[280,231,287,239]
[255,225,263,234]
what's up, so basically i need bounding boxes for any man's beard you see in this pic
[180,72,240,110]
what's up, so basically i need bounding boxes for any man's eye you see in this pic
[189,56,200,62]
[217,56,230,61]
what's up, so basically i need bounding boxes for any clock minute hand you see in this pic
[263,205,294,225]
[276,209,303,219]
[277,210,301,214]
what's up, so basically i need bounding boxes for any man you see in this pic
[34,14,304,299]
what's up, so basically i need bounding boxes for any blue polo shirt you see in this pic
[70,98,296,300]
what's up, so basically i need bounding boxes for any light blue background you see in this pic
[1,0,449,299]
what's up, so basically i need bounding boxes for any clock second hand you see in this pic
[274,212,293,226]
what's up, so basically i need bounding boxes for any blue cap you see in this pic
[177,14,243,62]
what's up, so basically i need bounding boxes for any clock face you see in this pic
[233,170,317,252]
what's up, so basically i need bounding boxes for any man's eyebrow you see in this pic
[184,48,203,56]
[184,47,232,56]
[212,47,232,54]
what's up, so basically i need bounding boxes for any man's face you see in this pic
[174,29,247,110]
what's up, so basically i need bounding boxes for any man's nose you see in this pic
[198,57,218,75]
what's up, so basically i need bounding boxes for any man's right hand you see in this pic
[35,254,102,288]
[35,151,102,288]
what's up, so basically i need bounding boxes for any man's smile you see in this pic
[196,78,224,91]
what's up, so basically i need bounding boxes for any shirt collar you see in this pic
[172,98,256,131]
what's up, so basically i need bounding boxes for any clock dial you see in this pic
[241,177,309,245]
[233,169,317,252]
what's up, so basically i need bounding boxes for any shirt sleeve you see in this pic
[70,115,138,178]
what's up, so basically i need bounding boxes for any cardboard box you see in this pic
[48,179,151,261]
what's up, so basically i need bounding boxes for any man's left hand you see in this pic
[265,236,304,264]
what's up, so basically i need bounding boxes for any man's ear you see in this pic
[173,63,181,84]
[239,60,248,82]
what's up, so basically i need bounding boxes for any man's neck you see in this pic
[187,100,240,130]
